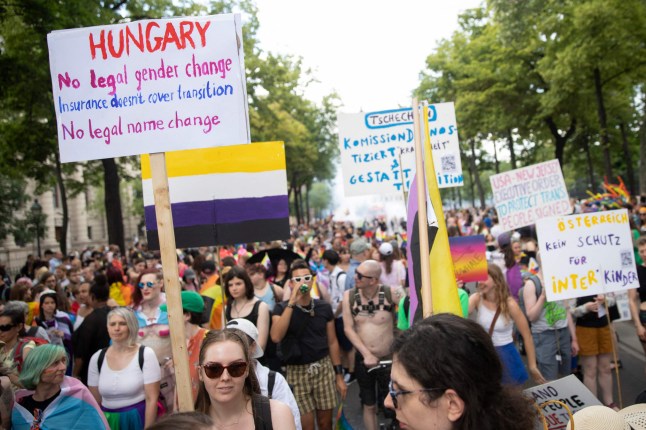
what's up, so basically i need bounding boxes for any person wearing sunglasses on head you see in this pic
[270,259,347,430]
[195,329,295,429]
[132,268,175,413]
[385,313,538,430]
[88,307,161,429]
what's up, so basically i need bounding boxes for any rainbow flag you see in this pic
[142,141,290,249]
[448,235,488,283]
[335,404,353,430]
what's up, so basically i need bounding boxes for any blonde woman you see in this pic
[468,265,545,385]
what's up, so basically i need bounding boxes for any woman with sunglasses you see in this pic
[88,307,161,429]
[385,313,537,430]
[12,344,109,429]
[195,329,295,429]
[132,268,174,413]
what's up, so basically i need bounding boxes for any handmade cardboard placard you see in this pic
[48,14,249,162]
[537,209,638,301]
[490,160,570,231]
[338,102,463,196]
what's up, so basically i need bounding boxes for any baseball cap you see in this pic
[183,268,196,280]
[497,232,512,248]
[378,242,393,256]
[226,318,264,358]
[160,291,204,314]
[350,238,370,256]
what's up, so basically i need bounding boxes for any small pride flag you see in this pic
[142,141,290,249]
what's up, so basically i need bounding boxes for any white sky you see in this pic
[252,1,483,218]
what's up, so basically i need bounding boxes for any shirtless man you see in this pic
[342,260,396,430]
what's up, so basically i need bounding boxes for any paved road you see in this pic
[339,320,646,429]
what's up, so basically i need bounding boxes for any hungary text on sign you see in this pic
[490,160,570,232]
[48,14,249,162]
[536,209,638,302]
[338,103,463,197]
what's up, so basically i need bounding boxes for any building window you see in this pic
[87,226,93,240]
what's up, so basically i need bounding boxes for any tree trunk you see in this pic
[305,184,311,224]
[493,140,500,174]
[102,158,125,253]
[545,116,577,169]
[581,133,595,190]
[640,95,646,196]
[469,140,486,209]
[463,149,475,208]
[507,129,517,170]
[457,187,462,208]
[594,67,613,178]
[54,152,68,255]
[619,123,636,196]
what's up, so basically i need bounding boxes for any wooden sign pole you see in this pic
[149,152,194,412]
[411,98,433,317]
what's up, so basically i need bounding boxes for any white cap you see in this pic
[226,318,264,358]
[378,242,393,256]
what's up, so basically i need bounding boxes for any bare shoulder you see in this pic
[270,399,295,429]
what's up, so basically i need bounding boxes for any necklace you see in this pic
[213,405,245,428]
[233,300,250,317]
[295,301,315,317]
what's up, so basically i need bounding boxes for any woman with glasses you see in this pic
[12,344,109,429]
[385,313,537,430]
[88,307,161,429]
[195,329,295,429]
[132,268,174,413]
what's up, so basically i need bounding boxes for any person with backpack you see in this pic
[519,256,579,381]
[88,306,161,429]
[0,308,48,387]
[342,260,397,430]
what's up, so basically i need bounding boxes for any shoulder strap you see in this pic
[97,347,108,374]
[252,394,273,430]
[268,283,277,301]
[138,345,145,370]
[335,271,346,288]
[26,326,38,337]
[267,370,276,399]
[488,307,502,336]
[350,288,360,316]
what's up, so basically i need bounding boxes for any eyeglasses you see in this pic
[137,281,156,289]
[355,271,374,281]
[0,324,16,332]
[292,275,313,283]
[201,361,248,379]
[388,380,444,409]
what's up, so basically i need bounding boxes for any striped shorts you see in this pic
[286,356,337,414]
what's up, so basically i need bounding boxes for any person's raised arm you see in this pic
[270,280,299,343]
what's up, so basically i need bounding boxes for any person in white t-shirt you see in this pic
[88,307,161,429]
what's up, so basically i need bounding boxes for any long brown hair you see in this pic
[487,265,512,320]
[194,329,260,413]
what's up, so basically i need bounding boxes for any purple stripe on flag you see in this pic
[145,195,289,229]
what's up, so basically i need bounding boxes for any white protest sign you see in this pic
[537,209,638,301]
[48,14,249,162]
[524,375,601,430]
[338,102,463,196]
[490,160,570,231]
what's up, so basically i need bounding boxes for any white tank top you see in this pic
[477,302,513,346]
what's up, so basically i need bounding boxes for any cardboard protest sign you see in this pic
[525,375,601,430]
[142,142,289,249]
[48,14,249,162]
[338,102,463,196]
[537,209,638,301]
[448,235,488,283]
[490,160,570,231]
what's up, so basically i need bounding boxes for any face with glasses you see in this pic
[138,273,161,302]
[199,340,249,403]
[290,268,313,293]
[0,316,21,344]
[384,357,457,430]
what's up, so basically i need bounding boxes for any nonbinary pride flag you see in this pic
[406,104,462,322]
[142,141,290,249]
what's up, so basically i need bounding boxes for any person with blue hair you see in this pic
[12,344,108,429]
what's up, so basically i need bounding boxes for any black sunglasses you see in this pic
[388,380,444,409]
[355,271,374,280]
[201,361,248,379]
[0,324,16,332]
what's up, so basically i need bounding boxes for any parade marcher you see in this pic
[226,318,302,430]
[12,345,109,430]
[342,260,397,430]
[34,290,74,375]
[385,314,538,430]
[195,329,295,429]
[88,307,161,429]
[344,239,371,291]
[468,265,545,385]
[271,259,347,430]
[629,236,646,372]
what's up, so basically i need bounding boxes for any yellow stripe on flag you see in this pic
[141,141,286,179]
[422,104,462,316]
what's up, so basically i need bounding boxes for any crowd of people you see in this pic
[0,196,645,429]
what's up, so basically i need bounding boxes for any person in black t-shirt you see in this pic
[629,236,646,361]
[270,259,347,430]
